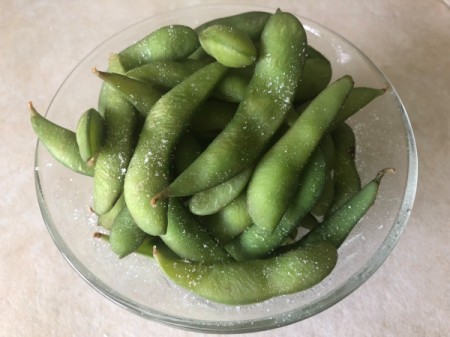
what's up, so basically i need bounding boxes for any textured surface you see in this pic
[1,0,449,336]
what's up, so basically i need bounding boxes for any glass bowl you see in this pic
[34,4,418,334]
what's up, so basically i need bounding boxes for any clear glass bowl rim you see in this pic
[34,3,418,334]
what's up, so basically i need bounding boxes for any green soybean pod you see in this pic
[225,148,327,261]
[160,198,230,263]
[173,133,203,175]
[212,68,252,103]
[154,241,337,305]
[109,206,148,258]
[294,46,332,103]
[29,102,94,176]
[247,75,354,233]
[310,135,336,218]
[298,213,320,230]
[119,25,200,70]
[75,108,105,166]
[188,167,253,216]
[97,194,125,230]
[293,168,394,249]
[195,11,271,40]
[330,87,386,130]
[327,123,361,216]
[124,62,227,236]
[190,99,237,137]
[93,56,140,215]
[126,59,210,90]
[311,170,335,219]
[94,231,159,258]
[156,10,308,198]
[201,191,253,244]
[93,69,162,117]
[199,24,257,68]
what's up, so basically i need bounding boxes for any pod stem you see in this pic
[93,232,109,242]
[28,101,38,115]
[150,188,170,206]
[92,67,101,77]
[376,167,396,183]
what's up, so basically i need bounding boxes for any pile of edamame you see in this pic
[31,9,393,305]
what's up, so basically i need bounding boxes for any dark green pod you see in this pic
[331,86,386,129]
[327,123,361,216]
[294,47,332,103]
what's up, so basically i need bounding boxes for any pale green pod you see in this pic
[125,62,227,236]
[97,194,126,230]
[30,103,94,176]
[188,167,253,216]
[76,108,105,165]
[160,198,230,263]
[119,25,200,70]
[109,206,147,258]
[155,241,337,305]
[247,76,354,233]
[201,191,253,244]
[199,24,257,68]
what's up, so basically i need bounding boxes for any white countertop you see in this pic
[1,0,449,336]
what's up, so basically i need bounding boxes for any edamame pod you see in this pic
[119,25,200,70]
[311,170,335,218]
[93,69,162,117]
[188,167,253,216]
[247,75,354,233]
[327,123,361,216]
[97,194,125,230]
[94,232,159,258]
[294,46,332,103]
[30,102,94,176]
[75,108,105,166]
[292,168,394,249]
[330,87,386,130]
[125,62,227,235]
[109,206,148,258]
[156,10,308,198]
[195,11,271,41]
[154,241,337,305]
[225,148,327,260]
[93,56,140,215]
[212,67,252,103]
[201,191,253,244]
[190,99,237,136]
[298,213,320,230]
[126,59,210,90]
[173,133,203,174]
[160,198,230,263]
[199,24,257,68]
